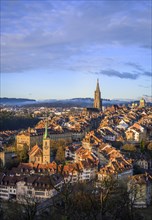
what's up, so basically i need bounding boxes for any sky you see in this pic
[1,0,152,100]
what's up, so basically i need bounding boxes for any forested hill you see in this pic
[0,98,36,105]
[0,111,40,131]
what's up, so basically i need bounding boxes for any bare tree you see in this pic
[17,194,40,220]
[49,164,77,220]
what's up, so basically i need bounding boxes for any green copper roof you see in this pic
[43,120,49,139]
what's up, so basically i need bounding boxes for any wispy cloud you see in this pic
[143,71,152,77]
[1,0,151,74]
[142,95,152,102]
[95,69,139,79]
[125,62,151,78]
[138,84,151,88]
[125,62,144,71]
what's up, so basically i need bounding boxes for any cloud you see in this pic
[143,95,152,97]
[125,62,152,78]
[125,62,144,71]
[95,69,139,79]
[138,84,151,88]
[143,71,152,77]
[142,95,152,102]
[1,0,151,73]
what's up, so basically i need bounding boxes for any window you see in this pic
[35,191,45,196]
[0,193,8,197]
[1,190,8,193]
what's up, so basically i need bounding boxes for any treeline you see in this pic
[0,111,40,131]
[50,139,71,162]
[0,176,149,220]
[0,97,35,104]
[24,102,90,108]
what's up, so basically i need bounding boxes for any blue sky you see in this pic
[1,0,152,100]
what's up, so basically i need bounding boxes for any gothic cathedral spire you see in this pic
[94,79,102,110]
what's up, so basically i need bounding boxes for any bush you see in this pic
[147,142,152,151]
[122,144,136,151]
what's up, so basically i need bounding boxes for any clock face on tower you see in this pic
[45,145,48,150]
[44,141,49,150]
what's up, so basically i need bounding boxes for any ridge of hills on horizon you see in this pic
[0,96,151,107]
[0,97,36,103]
[0,97,145,107]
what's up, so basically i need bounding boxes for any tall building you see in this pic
[42,120,51,164]
[94,79,102,110]
[139,98,146,108]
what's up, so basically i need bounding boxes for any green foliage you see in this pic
[51,139,71,151]
[122,144,136,152]
[0,179,150,220]
[0,111,40,131]
[0,198,40,220]
[140,139,145,153]
[17,144,29,162]
[147,142,152,151]
[50,139,71,161]
[49,177,144,220]
[55,146,65,162]
[0,159,4,172]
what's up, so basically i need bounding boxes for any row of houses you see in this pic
[65,132,133,181]
[65,130,152,208]
[125,122,147,142]
[15,107,103,150]
[0,173,62,201]
[0,159,97,201]
[128,173,152,208]
[98,106,152,142]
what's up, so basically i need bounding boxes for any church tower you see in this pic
[42,120,50,164]
[94,79,102,110]
[139,98,146,108]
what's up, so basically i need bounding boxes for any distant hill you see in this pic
[24,98,152,108]
[0,97,110,107]
[24,98,111,108]
[0,98,36,105]
[1,97,151,107]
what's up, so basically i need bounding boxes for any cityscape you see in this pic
[0,0,152,220]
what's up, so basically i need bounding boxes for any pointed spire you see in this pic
[43,119,49,139]
[96,78,100,91]
[94,78,101,109]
